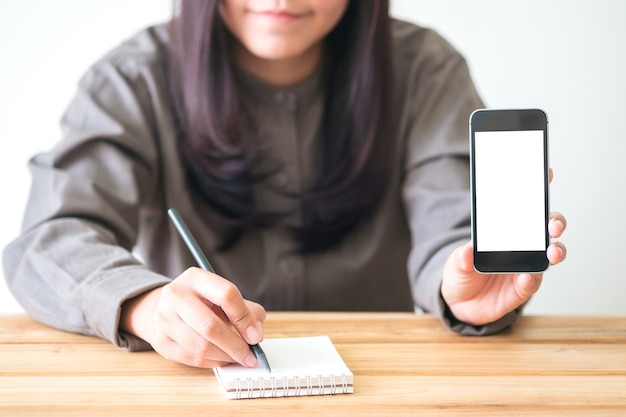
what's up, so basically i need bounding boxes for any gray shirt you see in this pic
[3,19,520,351]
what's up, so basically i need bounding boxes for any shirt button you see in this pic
[278,258,296,279]
[273,171,289,188]
[273,91,286,105]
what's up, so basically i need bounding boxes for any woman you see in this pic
[3,0,566,369]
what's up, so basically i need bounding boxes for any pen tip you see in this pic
[259,356,271,373]
[250,343,272,373]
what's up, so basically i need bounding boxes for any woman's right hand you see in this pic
[120,267,266,368]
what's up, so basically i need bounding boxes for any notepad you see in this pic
[213,336,354,399]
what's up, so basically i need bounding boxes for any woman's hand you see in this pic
[441,211,567,326]
[120,267,266,368]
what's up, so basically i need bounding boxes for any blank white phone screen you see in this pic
[475,130,546,252]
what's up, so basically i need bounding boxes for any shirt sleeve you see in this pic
[2,56,171,350]
[401,52,521,335]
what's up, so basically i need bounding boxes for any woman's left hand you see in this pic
[441,211,567,326]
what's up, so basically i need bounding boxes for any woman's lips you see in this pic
[254,10,309,23]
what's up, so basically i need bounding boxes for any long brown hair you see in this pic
[168,0,394,252]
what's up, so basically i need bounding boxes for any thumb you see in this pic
[442,241,482,306]
[456,242,475,275]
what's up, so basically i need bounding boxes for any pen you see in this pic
[167,207,272,373]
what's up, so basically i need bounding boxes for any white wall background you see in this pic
[1,1,625,316]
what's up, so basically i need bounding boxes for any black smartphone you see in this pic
[469,109,550,273]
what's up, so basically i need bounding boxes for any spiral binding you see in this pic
[233,374,350,398]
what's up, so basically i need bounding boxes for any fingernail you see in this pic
[549,245,563,260]
[553,219,563,230]
[244,353,258,368]
[246,325,261,344]
[549,220,562,237]
[556,246,564,259]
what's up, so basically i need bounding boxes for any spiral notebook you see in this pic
[213,336,354,399]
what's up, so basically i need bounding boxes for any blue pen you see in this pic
[167,207,271,373]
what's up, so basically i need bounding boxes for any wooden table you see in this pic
[0,313,625,416]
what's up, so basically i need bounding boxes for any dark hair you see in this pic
[167,0,394,253]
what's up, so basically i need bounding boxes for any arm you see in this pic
[401,52,567,333]
[400,50,517,335]
[2,58,170,350]
[3,45,267,367]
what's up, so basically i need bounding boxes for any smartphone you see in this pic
[469,108,550,273]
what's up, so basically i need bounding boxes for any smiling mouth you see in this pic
[253,10,310,23]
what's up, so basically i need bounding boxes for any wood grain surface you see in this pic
[0,313,624,416]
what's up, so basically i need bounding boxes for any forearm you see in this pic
[3,218,171,350]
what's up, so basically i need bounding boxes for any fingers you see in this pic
[548,167,565,238]
[172,284,259,368]
[152,307,232,368]
[514,273,543,302]
[150,267,267,369]
[549,211,567,237]
[190,270,264,345]
[547,241,567,265]
[547,211,567,266]
[244,299,267,323]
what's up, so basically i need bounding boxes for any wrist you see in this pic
[120,286,162,345]
[439,289,525,335]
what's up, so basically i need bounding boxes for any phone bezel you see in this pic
[469,108,550,273]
